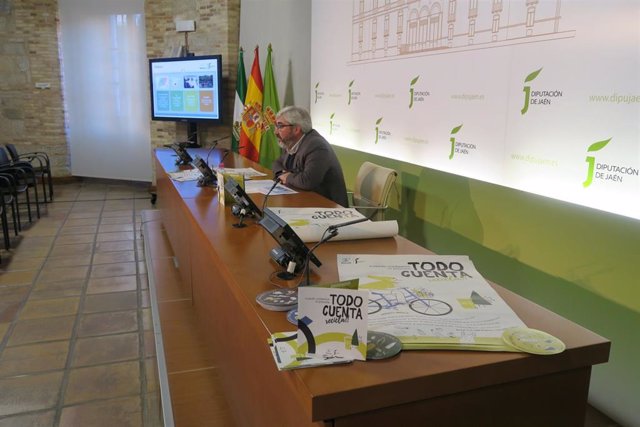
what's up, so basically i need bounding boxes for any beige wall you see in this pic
[0,0,239,178]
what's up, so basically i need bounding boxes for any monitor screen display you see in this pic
[149,55,223,123]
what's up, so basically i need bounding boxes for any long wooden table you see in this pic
[155,147,610,427]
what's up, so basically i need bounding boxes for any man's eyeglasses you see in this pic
[275,123,294,130]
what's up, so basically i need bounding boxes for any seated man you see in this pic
[272,106,348,207]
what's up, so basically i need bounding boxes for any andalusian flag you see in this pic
[239,46,263,162]
[231,47,247,153]
[258,44,281,168]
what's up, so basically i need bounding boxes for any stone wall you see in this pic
[0,0,68,176]
[145,0,240,150]
[0,0,239,178]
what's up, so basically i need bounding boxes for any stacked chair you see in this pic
[5,143,53,202]
[0,144,52,259]
[0,175,19,253]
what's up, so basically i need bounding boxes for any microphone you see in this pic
[326,212,375,232]
[260,179,280,214]
[219,144,246,168]
[302,210,377,286]
[205,135,232,167]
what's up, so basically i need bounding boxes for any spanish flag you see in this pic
[239,46,263,163]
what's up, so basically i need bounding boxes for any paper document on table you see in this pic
[270,207,398,242]
[244,180,297,195]
[337,254,527,352]
[168,169,201,182]
[213,167,267,179]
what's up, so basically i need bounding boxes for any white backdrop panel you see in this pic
[311,0,639,219]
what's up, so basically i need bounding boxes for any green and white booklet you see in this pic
[267,281,369,370]
[268,331,353,371]
[296,286,369,361]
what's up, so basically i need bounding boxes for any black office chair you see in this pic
[0,196,7,259]
[5,143,53,202]
[0,174,19,250]
[0,149,41,222]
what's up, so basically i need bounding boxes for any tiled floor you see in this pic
[0,179,161,427]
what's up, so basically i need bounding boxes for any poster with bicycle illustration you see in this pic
[337,254,526,351]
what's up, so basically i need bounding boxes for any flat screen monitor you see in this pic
[149,55,223,123]
[259,208,322,273]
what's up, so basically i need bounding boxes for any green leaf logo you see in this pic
[451,124,463,134]
[410,75,420,86]
[315,82,319,89]
[330,113,335,119]
[524,68,543,83]
[583,138,612,187]
[376,117,383,125]
[349,80,354,88]
[587,138,611,152]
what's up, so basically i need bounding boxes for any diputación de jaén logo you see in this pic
[449,124,463,159]
[409,75,419,109]
[329,113,335,135]
[521,68,543,115]
[314,82,320,104]
[583,138,611,187]
[374,117,383,144]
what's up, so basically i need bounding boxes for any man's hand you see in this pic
[277,172,291,185]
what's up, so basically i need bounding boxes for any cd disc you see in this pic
[502,327,566,355]
[366,331,402,360]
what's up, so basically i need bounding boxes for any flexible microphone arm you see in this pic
[302,227,338,286]
[260,180,280,214]
[205,135,232,167]
[219,149,232,167]
[205,141,220,168]
[302,211,376,286]
[219,144,247,168]
[326,211,376,232]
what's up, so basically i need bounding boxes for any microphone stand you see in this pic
[233,208,248,228]
[301,212,375,286]
[171,143,192,166]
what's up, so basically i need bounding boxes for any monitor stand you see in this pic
[187,122,200,148]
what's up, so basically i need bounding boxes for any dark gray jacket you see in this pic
[272,130,348,207]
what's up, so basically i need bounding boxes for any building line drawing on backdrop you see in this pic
[351,0,575,64]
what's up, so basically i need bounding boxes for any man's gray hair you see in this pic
[277,106,313,133]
